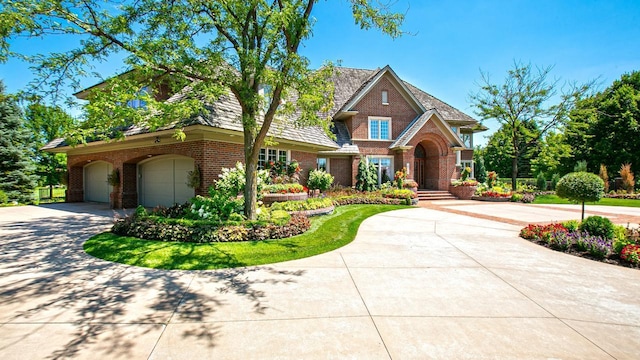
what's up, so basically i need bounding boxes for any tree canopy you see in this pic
[1,0,404,218]
[564,70,640,178]
[24,102,75,194]
[470,61,591,190]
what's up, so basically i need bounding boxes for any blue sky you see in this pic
[2,0,640,146]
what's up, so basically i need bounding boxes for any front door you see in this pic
[414,144,426,189]
[414,159,425,189]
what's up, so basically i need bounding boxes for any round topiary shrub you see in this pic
[579,216,614,239]
[555,172,604,219]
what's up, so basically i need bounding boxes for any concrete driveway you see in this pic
[0,202,639,359]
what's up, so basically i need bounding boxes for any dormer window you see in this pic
[381,90,389,105]
[127,86,149,109]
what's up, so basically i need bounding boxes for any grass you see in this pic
[533,194,640,208]
[84,204,410,270]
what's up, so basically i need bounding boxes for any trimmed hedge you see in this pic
[556,172,604,203]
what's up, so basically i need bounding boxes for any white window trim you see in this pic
[461,132,473,148]
[460,160,474,179]
[258,148,290,169]
[368,116,392,141]
[317,157,329,172]
[367,155,394,185]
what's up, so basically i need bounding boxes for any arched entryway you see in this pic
[413,140,442,189]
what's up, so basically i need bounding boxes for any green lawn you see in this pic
[84,204,410,270]
[533,194,640,208]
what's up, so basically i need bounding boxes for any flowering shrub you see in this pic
[461,166,471,181]
[266,159,302,183]
[520,223,615,260]
[581,234,612,258]
[487,171,499,188]
[451,179,479,187]
[270,198,334,212]
[187,193,244,221]
[519,223,568,241]
[217,162,270,197]
[307,169,334,191]
[394,167,407,188]
[112,207,311,242]
[621,244,640,265]
[403,179,419,189]
[263,183,307,194]
[549,230,572,251]
[380,188,417,205]
[480,190,512,198]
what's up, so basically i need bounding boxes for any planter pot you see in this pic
[262,192,308,205]
[448,185,477,200]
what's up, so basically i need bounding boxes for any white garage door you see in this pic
[84,161,112,203]
[139,157,195,207]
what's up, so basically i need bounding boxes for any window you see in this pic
[461,160,474,178]
[368,156,393,185]
[451,126,458,135]
[317,158,328,171]
[127,86,149,109]
[369,117,391,140]
[258,148,289,169]
[381,90,388,105]
[461,133,472,148]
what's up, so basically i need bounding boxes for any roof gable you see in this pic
[390,109,464,150]
[335,65,426,117]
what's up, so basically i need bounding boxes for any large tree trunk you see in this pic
[243,127,259,221]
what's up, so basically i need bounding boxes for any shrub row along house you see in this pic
[43,65,486,208]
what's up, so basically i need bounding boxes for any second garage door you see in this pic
[139,156,195,207]
[84,161,112,203]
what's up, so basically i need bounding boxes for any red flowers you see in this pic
[519,223,568,240]
[621,244,640,265]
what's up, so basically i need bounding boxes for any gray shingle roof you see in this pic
[402,81,477,123]
[329,67,379,115]
[43,65,482,152]
[43,90,339,150]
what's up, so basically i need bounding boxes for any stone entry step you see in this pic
[417,190,458,201]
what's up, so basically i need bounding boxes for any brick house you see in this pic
[44,65,485,208]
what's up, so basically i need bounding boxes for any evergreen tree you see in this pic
[473,151,487,183]
[0,82,38,203]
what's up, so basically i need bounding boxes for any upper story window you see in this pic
[369,117,391,140]
[381,90,389,105]
[126,86,149,109]
[462,133,472,148]
[451,126,458,134]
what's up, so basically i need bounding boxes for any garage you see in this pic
[139,156,195,207]
[84,161,112,203]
